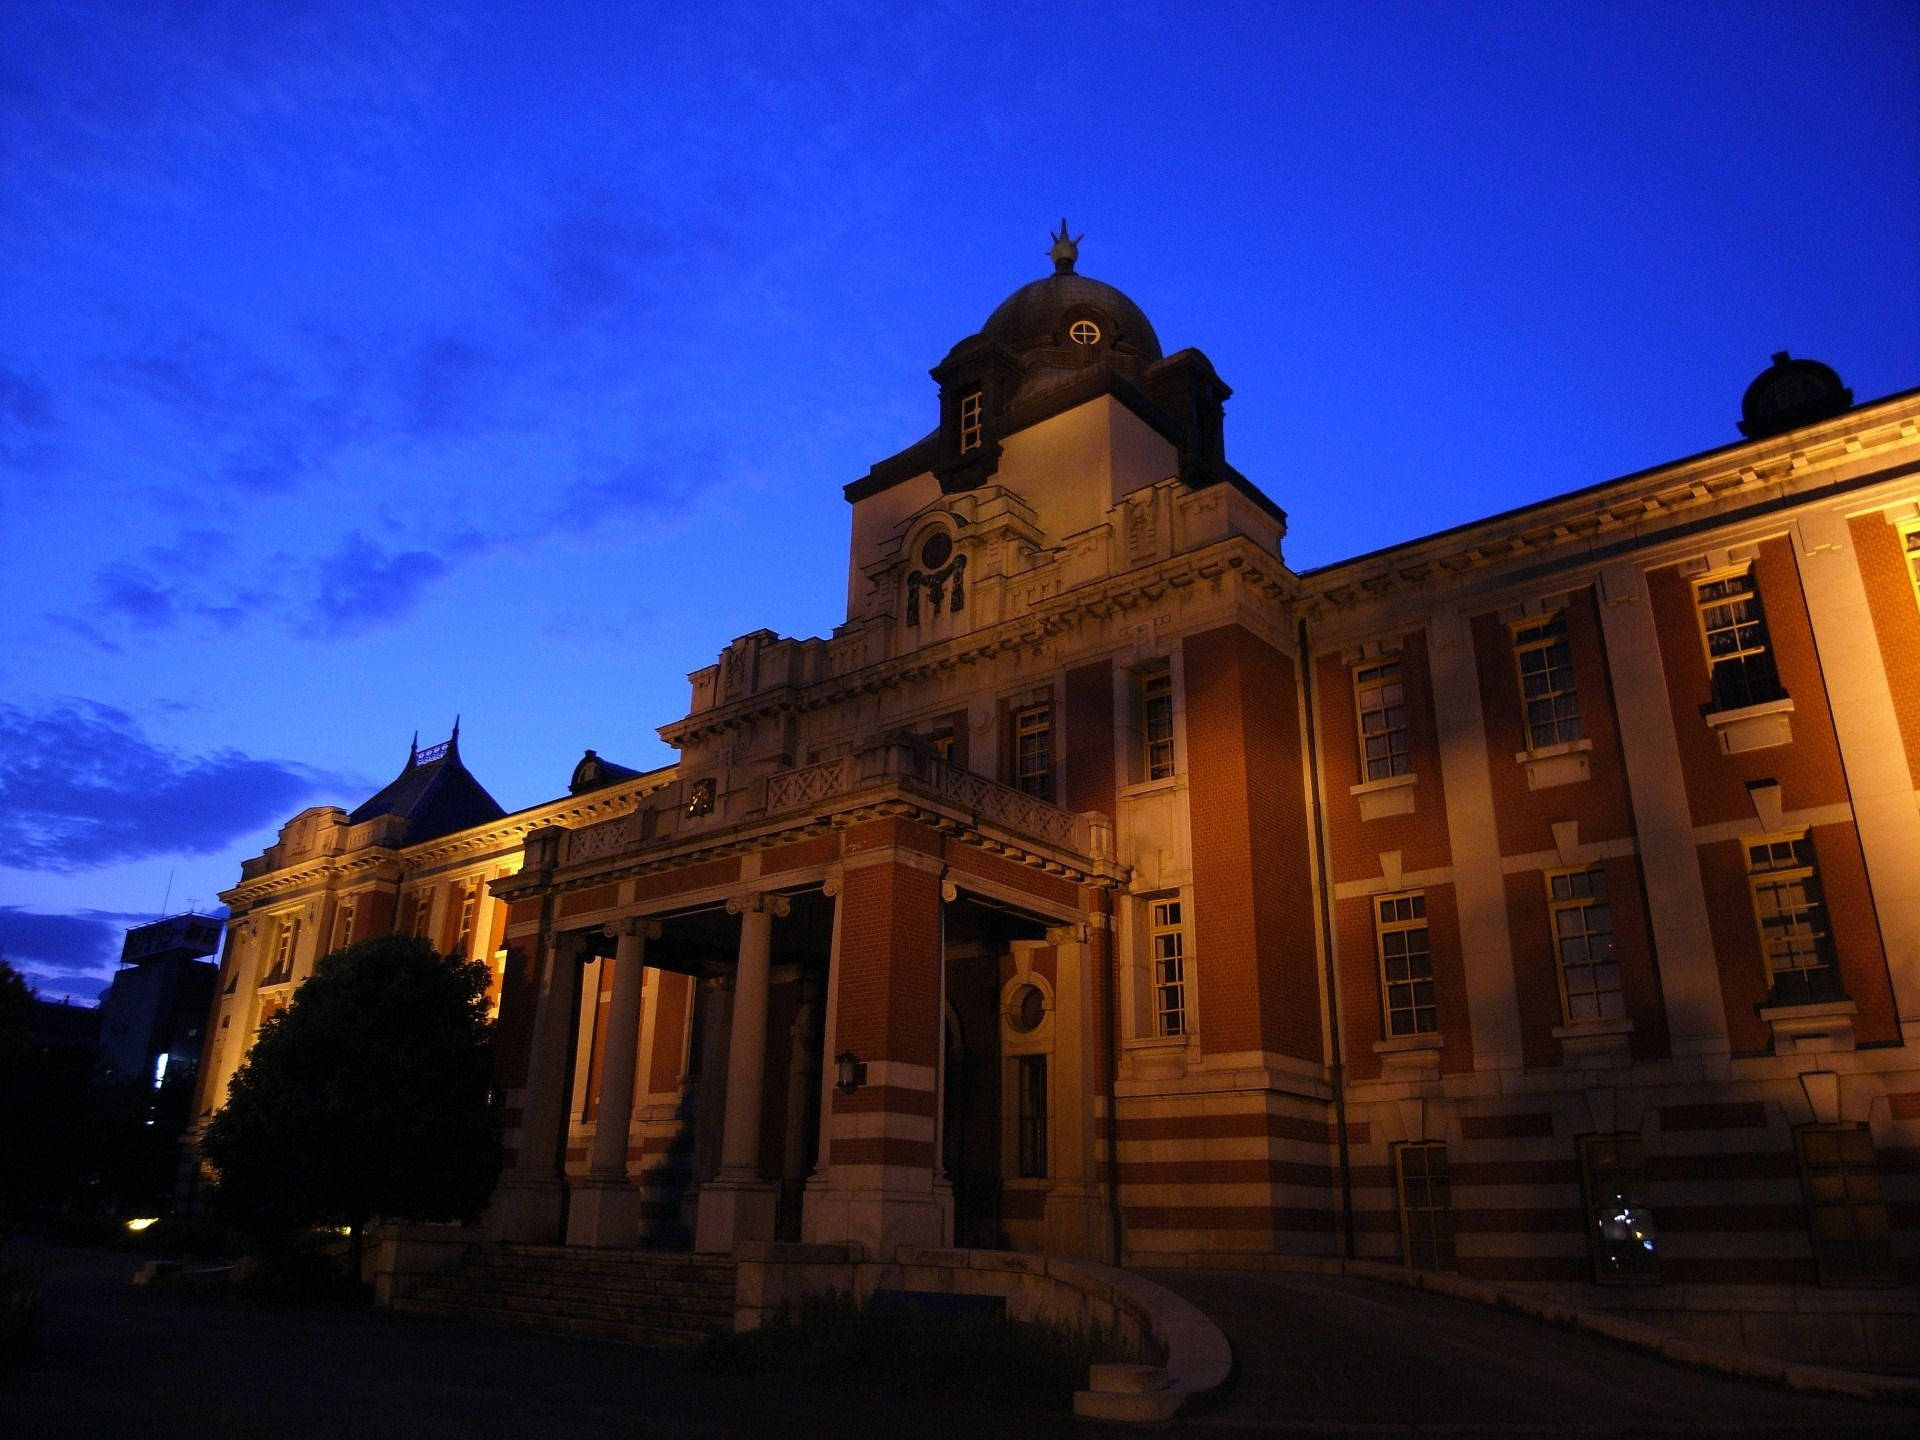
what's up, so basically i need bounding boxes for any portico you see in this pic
[484,737,1122,1259]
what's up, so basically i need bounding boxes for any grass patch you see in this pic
[694,1290,1158,1410]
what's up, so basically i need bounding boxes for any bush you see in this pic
[695,1290,1157,1410]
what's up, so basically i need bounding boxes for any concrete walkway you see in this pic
[1145,1267,1916,1435]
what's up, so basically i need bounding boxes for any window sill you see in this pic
[1373,1031,1442,1080]
[1553,1015,1634,1069]
[1705,696,1794,755]
[1759,997,1855,1055]
[1514,738,1593,792]
[1118,776,1178,801]
[1350,771,1417,821]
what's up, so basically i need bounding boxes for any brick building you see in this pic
[198,231,1919,1362]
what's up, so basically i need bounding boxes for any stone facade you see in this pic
[198,241,1920,1360]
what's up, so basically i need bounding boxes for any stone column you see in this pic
[694,891,790,1252]
[1595,564,1731,1056]
[1795,509,1920,1033]
[491,930,581,1242]
[566,917,661,1247]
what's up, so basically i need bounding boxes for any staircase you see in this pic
[392,1243,737,1348]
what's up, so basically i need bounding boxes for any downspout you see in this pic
[1300,617,1356,1260]
[1097,881,1125,1267]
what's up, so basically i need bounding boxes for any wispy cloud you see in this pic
[302,530,449,636]
[0,905,161,999]
[0,699,351,870]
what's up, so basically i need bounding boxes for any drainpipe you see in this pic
[1098,882,1124,1267]
[1300,617,1356,1260]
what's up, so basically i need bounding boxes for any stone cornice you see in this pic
[1297,390,1920,617]
[221,773,675,911]
[660,533,1297,746]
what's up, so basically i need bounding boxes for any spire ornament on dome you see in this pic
[1048,219,1083,275]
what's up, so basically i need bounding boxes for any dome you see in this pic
[977,222,1162,363]
[1739,352,1852,439]
[981,272,1163,362]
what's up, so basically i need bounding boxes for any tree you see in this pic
[200,937,503,1256]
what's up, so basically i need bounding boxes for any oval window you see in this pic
[920,531,953,568]
[1007,983,1046,1033]
[1069,319,1101,346]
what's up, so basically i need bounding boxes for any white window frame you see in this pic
[1149,896,1188,1037]
[1745,831,1842,1005]
[1547,867,1622,1023]
[1374,892,1435,1037]
[1512,612,1583,751]
[959,389,983,453]
[1354,660,1411,782]
[1694,566,1780,712]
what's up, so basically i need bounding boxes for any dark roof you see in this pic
[569,748,645,795]
[1739,351,1852,439]
[980,271,1163,364]
[348,727,506,845]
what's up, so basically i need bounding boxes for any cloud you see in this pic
[400,336,503,436]
[0,906,148,998]
[0,699,349,871]
[302,530,449,636]
[0,363,66,473]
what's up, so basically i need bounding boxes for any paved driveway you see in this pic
[1147,1267,1914,1435]
[4,1243,1913,1439]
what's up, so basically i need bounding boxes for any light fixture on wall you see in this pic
[835,1049,867,1093]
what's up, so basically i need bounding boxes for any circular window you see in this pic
[1069,319,1101,347]
[1007,983,1046,1034]
[919,531,953,568]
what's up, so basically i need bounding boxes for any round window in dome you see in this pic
[919,531,953,568]
[1007,983,1046,1034]
[1068,319,1101,347]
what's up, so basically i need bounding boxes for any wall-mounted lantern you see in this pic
[835,1049,867,1093]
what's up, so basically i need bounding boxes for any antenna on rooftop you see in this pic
[160,869,174,920]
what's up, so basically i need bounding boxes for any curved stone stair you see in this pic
[392,1243,736,1348]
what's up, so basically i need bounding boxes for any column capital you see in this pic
[603,917,663,942]
[1046,922,1088,946]
[726,891,792,918]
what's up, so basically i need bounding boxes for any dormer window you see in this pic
[959,390,983,453]
[1069,319,1101,347]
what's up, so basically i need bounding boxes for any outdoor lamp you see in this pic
[835,1049,867,1093]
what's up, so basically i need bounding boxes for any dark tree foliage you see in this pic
[0,961,155,1227]
[201,937,502,1245]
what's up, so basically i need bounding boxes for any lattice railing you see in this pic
[764,756,851,814]
[562,813,640,865]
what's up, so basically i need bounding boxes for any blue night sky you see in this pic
[2,2,1915,1002]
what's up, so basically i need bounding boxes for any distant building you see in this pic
[198,233,1920,1366]
[100,912,221,1100]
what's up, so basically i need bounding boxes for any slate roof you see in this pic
[348,726,506,845]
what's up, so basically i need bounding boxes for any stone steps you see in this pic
[390,1244,736,1350]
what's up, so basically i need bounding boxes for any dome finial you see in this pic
[1048,218,1082,275]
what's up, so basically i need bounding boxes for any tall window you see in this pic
[1150,897,1187,1037]
[1580,1136,1658,1282]
[411,890,433,940]
[1514,614,1582,749]
[1354,660,1410,781]
[1395,1142,1455,1271]
[1013,703,1054,801]
[1796,1126,1895,1283]
[959,390,983,453]
[1695,570,1780,711]
[454,880,479,959]
[1015,1054,1048,1179]
[263,918,296,985]
[334,899,356,953]
[1746,834,1841,1004]
[1549,869,1622,1022]
[1904,528,1920,607]
[1140,665,1174,780]
[1375,893,1435,1036]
